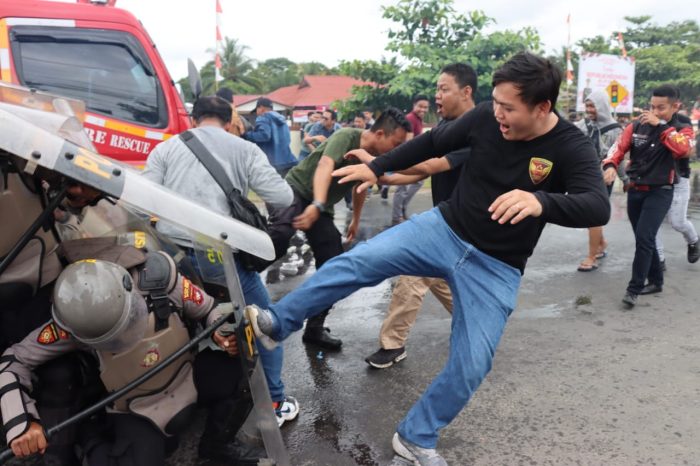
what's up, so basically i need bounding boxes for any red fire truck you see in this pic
[0,0,191,166]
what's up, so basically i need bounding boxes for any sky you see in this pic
[114,0,700,82]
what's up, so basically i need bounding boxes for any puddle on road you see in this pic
[514,302,566,319]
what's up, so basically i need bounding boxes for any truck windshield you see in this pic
[11,26,168,128]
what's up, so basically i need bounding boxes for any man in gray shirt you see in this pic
[142,96,299,428]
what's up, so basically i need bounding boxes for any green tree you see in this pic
[247,59,332,93]
[573,17,700,109]
[336,0,541,118]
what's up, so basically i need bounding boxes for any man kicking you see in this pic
[246,52,610,465]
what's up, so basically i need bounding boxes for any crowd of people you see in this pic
[1,49,698,466]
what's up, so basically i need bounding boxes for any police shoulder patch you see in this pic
[37,322,70,345]
[182,278,204,306]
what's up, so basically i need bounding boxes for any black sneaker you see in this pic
[365,347,407,369]
[622,292,638,309]
[302,326,342,350]
[640,283,663,295]
[688,242,700,264]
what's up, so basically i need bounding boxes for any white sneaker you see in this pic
[392,433,447,466]
[274,396,299,427]
[279,262,298,276]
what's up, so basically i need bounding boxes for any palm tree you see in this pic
[205,37,262,93]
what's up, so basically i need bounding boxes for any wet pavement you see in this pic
[12,184,700,466]
[260,186,700,465]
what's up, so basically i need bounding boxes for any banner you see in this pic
[576,53,635,113]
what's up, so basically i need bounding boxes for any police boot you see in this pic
[302,310,342,350]
[198,399,266,465]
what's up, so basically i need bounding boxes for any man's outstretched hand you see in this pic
[332,164,378,194]
[344,149,375,164]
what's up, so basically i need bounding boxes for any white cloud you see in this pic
[116,0,699,81]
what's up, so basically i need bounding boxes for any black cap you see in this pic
[192,96,232,123]
[254,97,273,110]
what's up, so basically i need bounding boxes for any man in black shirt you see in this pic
[246,53,610,465]
[358,63,477,369]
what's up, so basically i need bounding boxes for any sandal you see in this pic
[577,261,599,272]
[595,251,608,260]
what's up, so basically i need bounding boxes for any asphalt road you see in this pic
[262,186,700,466]
[11,183,700,466]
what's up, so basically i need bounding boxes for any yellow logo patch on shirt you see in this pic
[529,157,553,185]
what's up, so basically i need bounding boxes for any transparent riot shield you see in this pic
[189,234,291,466]
[0,82,288,465]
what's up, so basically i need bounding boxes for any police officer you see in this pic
[0,247,264,465]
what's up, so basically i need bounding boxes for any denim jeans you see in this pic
[655,177,699,261]
[626,186,674,293]
[269,208,521,448]
[184,249,285,402]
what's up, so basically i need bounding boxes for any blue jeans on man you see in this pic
[185,249,285,402]
[266,208,521,448]
[626,186,674,294]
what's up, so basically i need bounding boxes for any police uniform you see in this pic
[0,246,262,465]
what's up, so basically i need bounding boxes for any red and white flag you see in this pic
[566,15,574,86]
[215,0,224,81]
[617,32,627,58]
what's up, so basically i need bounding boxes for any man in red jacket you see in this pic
[602,84,694,308]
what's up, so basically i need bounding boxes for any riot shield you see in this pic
[0,82,288,465]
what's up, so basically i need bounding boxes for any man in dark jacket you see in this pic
[243,97,297,176]
[603,84,694,308]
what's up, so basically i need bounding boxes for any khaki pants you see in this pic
[379,275,453,349]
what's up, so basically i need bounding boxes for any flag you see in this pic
[617,32,627,58]
[566,14,574,86]
[566,51,574,86]
[215,0,224,82]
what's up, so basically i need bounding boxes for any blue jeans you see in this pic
[626,186,673,293]
[184,249,285,402]
[269,208,521,448]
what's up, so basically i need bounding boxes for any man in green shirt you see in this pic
[267,108,410,349]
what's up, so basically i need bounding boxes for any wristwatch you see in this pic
[311,200,325,212]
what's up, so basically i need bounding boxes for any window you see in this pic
[11,26,167,128]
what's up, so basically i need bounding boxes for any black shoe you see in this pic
[381,187,389,199]
[302,326,342,350]
[365,347,407,369]
[688,242,700,264]
[622,292,638,308]
[640,283,663,295]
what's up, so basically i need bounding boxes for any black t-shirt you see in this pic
[370,102,610,273]
[430,118,471,206]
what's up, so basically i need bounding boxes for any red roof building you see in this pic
[233,75,374,119]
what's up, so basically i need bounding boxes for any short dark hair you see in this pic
[440,63,478,94]
[370,107,411,134]
[413,94,429,105]
[215,87,234,103]
[492,52,562,110]
[307,111,315,118]
[652,84,680,102]
[192,96,232,124]
[323,109,337,121]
